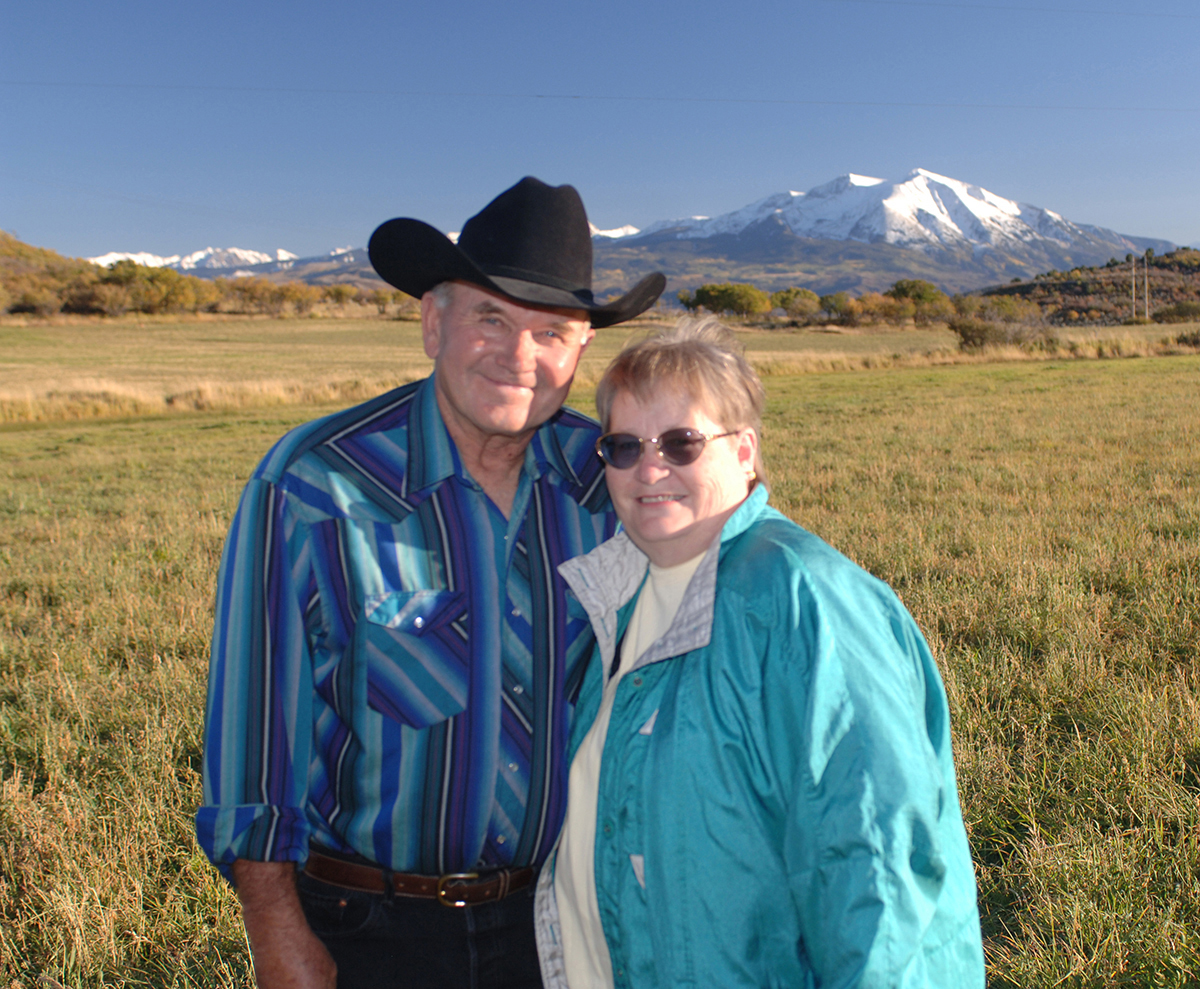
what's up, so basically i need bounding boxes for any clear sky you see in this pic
[3,0,1198,260]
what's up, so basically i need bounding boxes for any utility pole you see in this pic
[1131,255,1136,320]
[1144,254,1150,320]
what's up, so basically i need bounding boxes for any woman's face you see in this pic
[604,388,757,568]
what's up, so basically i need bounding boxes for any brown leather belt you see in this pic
[303,849,536,908]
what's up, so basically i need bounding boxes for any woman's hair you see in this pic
[595,315,768,486]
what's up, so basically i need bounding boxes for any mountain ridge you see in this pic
[85,169,1176,297]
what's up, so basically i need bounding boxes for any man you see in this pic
[196,177,665,988]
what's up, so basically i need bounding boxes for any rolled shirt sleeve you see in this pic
[196,476,318,878]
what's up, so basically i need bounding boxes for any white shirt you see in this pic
[554,550,706,989]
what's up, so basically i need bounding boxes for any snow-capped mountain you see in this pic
[629,168,1171,261]
[82,171,1177,298]
[87,246,299,271]
[86,250,184,268]
[589,222,640,240]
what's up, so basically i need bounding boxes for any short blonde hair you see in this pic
[595,316,767,485]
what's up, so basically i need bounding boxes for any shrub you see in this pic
[323,284,357,308]
[948,317,1008,349]
[956,292,1044,325]
[1153,301,1200,323]
[769,287,820,319]
[366,288,392,315]
[854,292,913,326]
[89,283,132,317]
[819,291,860,324]
[391,290,420,319]
[224,277,287,315]
[913,296,955,325]
[1177,331,1200,347]
[949,317,1060,351]
[9,282,62,316]
[194,278,223,313]
[282,282,322,315]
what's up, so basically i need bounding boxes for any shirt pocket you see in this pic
[359,590,469,729]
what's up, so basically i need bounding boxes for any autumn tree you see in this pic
[366,287,393,314]
[282,282,322,315]
[886,279,952,325]
[769,287,820,319]
[679,282,771,316]
[819,291,856,323]
[855,292,914,325]
[323,284,356,307]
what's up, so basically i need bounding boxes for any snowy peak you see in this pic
[87,246,298,271]
[627,168,1168,262]
[805,173,885,199]
[87,250,182,268]
[177,247,286,269]
[590,222,640,240]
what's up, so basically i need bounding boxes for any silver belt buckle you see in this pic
[436,871,480,907]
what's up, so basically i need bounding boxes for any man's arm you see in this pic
[233,860,336,989]
[197,475,320,873]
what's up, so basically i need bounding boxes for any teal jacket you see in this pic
[534,487,985,988]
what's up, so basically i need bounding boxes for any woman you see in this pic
[535,319,984,988]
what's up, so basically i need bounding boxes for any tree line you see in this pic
[0,232,416,318]
[678,278,960,326]
[677,248,1200,330]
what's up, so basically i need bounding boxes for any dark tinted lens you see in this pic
[657,429,706,466]
[599,434,643,469]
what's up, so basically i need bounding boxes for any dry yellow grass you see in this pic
[3,314,1195,424]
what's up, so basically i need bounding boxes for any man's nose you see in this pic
[498,327,538,369]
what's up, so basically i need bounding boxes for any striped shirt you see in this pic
[196,376,616,876]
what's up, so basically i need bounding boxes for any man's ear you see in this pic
[420,291,442,360]
[579,325,596,352]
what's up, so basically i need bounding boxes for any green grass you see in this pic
[2,353,1199,985]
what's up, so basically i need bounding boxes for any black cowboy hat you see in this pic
[368,177,665,329]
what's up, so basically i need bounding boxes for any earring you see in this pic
[747,470,757,482]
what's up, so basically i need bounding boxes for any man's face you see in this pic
[422,281,594,446]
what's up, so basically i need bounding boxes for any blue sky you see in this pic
[3,0,1198,259]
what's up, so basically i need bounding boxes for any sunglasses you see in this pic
[595,428,737,470]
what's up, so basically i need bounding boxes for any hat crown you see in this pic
[458,177,593,293]
[367,176,664,327]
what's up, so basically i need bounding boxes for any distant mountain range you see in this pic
[88,246,301,270]
[87,169,1178,297]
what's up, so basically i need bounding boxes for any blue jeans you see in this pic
[297,870,544,989]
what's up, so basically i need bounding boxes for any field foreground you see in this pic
[0,356,1198,986]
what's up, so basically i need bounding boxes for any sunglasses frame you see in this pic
[595,428,738,470]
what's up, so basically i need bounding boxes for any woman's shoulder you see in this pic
[721,507,901,615]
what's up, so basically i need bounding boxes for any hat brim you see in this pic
[368,218,665,329]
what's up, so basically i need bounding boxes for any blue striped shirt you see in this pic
[196,376,616,876]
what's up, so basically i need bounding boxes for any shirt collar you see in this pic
[405,374,569,495]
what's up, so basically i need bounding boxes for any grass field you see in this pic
[2,314,1191,422]
[0,321,1198,986]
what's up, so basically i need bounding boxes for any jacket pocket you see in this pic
[359,590,469,729]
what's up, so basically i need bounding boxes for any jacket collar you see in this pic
[558,485,770,676]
